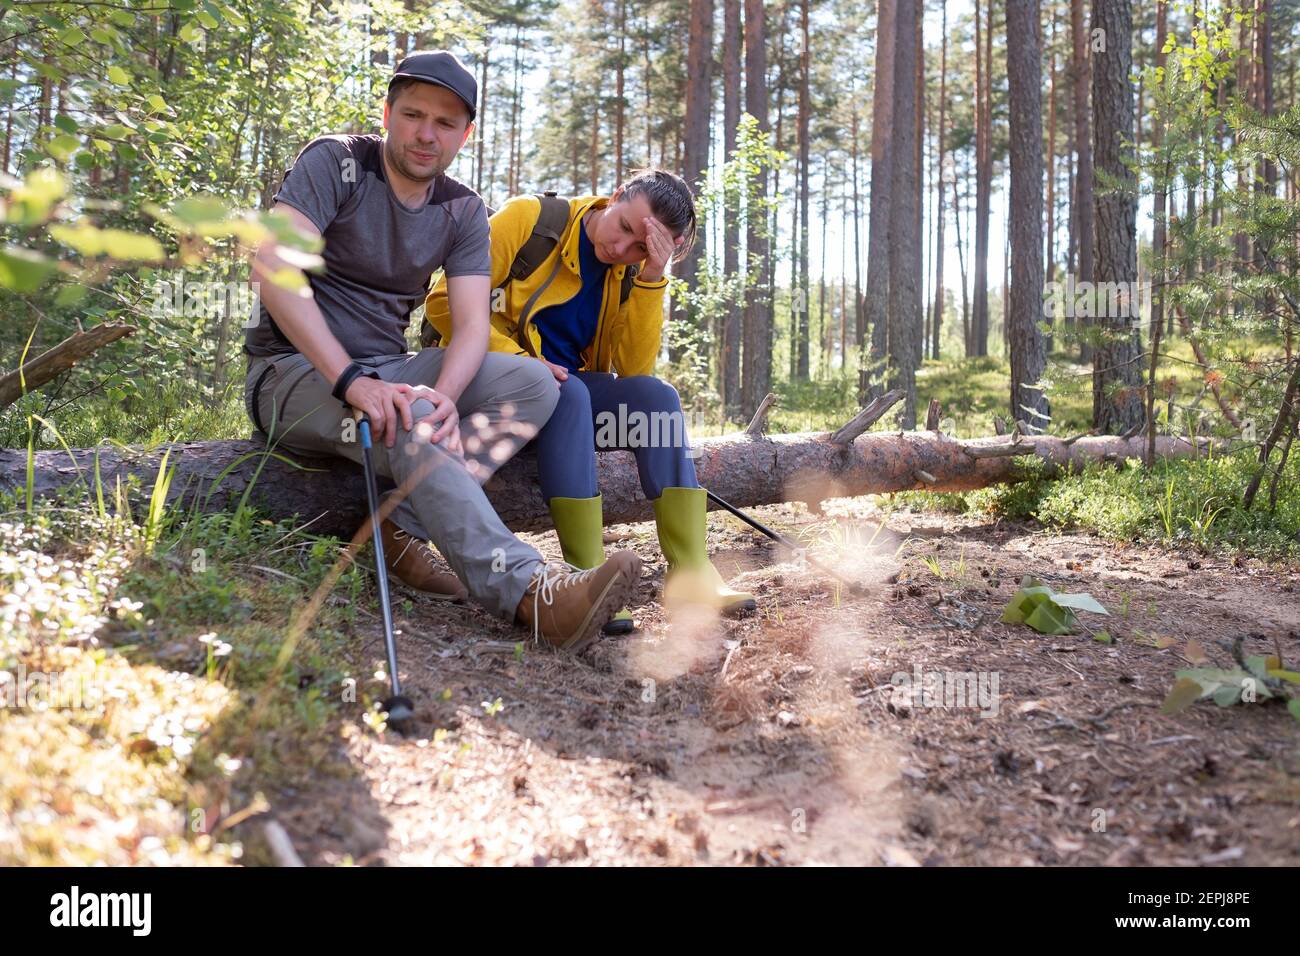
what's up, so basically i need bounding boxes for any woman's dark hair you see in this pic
[615,168,698,263]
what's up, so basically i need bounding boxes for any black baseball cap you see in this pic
[388,51,478,122]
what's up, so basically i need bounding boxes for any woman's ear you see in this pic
[610,184,624,203]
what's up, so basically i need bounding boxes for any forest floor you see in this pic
[259,497,1300,867]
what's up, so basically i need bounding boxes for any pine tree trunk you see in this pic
[1044,9,1057,354]
[971,0,993,357]
[795,0,811,381]
[722,0,742,416]
[741,0,771,419]
[863,0,897,397]
[1090,0,1144,432]
[953,161,970,354]
[888,0,921,428]
[1069,0,1094,362]
[1007,0,1049,431]
[930,0,947,361]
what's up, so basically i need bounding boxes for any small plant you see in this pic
[1001,578,1109,635]
[1156,476,1176,542]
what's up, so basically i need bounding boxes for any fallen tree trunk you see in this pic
[0,324,136,410]
[0,427,1214,538]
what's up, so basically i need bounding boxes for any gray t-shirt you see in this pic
[243,133,490,359]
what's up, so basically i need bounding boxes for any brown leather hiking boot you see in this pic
[515,552,641,652]
[372,518,468,602]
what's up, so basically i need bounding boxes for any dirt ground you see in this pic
[264,497,1300,866]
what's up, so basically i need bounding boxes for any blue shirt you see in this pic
[532,215,609,372]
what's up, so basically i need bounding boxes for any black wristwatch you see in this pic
[332,361,379,404]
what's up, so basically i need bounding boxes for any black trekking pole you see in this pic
[705,489,868,595]
[359,416,416,731]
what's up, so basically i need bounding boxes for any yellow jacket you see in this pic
[424,194,669,377]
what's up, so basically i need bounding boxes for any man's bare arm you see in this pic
[433,273,490,402]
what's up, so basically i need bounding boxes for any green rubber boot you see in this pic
[652,487,757,616]
[549,495,636,636]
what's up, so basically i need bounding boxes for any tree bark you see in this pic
[863,0,897,397]
[971,0,993,357]
[795,0,811,381]
[722,0,742,415]
[930,0,947,361]
[741,0,771,419]
[677,0,714,337]
[1090,0,1144,433]
[1007,0,1049,431]
[887,0,921,428]
[1069,0,1094,361]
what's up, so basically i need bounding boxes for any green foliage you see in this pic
[1001,579,1109,635]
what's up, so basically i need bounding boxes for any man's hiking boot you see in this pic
[515,551,642,652]
[372,518,469,602]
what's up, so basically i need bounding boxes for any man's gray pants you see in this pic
[244,349,559,619]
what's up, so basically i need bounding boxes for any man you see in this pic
[242,51,640,652]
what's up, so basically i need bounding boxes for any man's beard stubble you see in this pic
[384,137,446,183]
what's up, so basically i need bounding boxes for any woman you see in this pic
[425,168,754,633]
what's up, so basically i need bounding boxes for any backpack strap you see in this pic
[619,263,639,307]
[504,192,570,288]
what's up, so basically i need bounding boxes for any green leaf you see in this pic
[1093,630,1113,644]
[170,194,230,225]
[1162,678,1204,714]
[1001,585,1053,624]
[1052,592,1109,615]
[53,114,78,134]
[1212,684,1243,708]
[1025,600,1077,635]
[0,246,57,292]
[107,65,130,86]
[6,168,67,225]
[196,10,219,28]
[44,132,81,162]
[273,245,324,272]
[54,283,88,307]
[51,222,165,261]
[1266,668,1300,685]
[262,267,309,291]
[146,94,170,114]
[1245,655,1280,680]
[1288,699,1300,723]
[50,221,104,255]
[58,26,86,47]
[100,229,164,261]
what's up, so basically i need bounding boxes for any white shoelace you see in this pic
[528,561,598,644]
[387,525,419,566]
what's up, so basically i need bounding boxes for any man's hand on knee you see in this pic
[415,388,463,457]
[346,377,417,448]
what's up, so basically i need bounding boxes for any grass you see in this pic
[0,379,249,451]
[898,447,1300,560]
[0,469,396,864]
